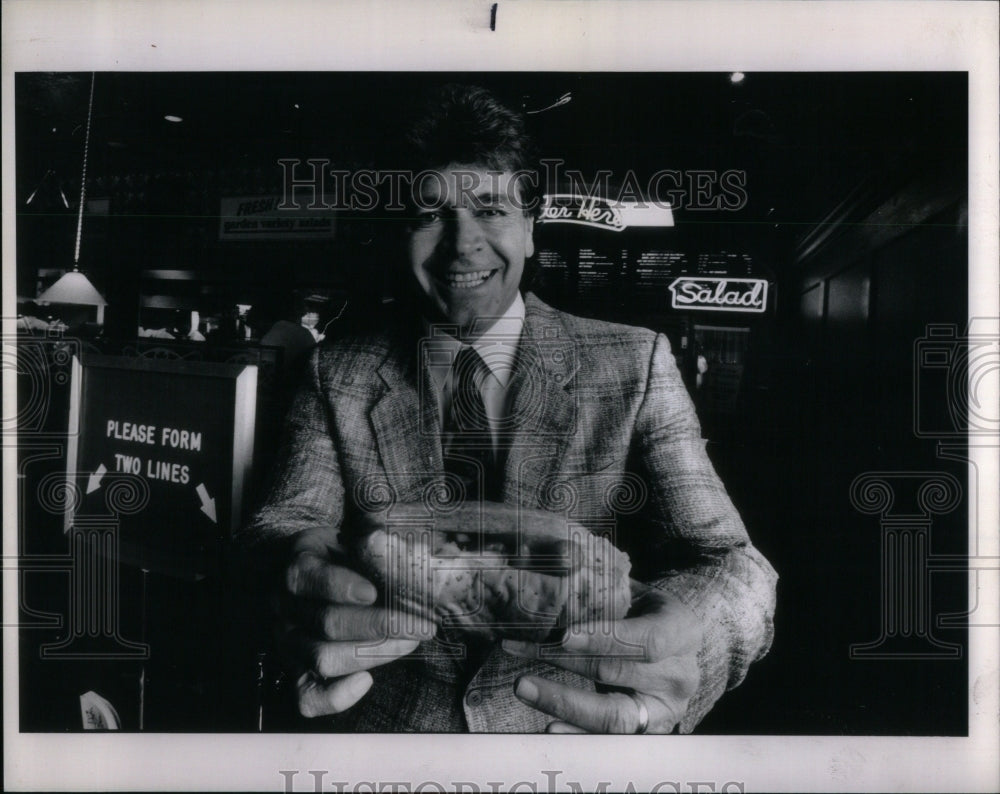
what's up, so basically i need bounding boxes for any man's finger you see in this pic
[287,602,437,642]
[286,556,378,604]
[289,526,350,560]
[504,635,655,689]
[564,598,701,660]
[286,631,423,678]
[561,615,690,661]
[546,721,586,733]
[504,629,701,702]
[503,618,687,668]
[297,670,373,718]
[513,676,645,734]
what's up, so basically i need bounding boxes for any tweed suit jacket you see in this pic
[240,292,777,733]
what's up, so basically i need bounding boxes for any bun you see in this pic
[350,501,632,641]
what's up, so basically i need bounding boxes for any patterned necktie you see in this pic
[443,346,500,503]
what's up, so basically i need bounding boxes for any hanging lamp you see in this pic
[37,73,108,325]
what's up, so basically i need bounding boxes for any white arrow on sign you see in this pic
[87,464,107,494]
[196,483,217,524]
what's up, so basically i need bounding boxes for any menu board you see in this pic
[634,250,690,294]
[577,246,628,293]
[65,354,257,575]
[535,249,571,292]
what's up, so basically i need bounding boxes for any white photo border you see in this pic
[3,1,998,791]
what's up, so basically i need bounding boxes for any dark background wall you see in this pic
[15,72,969,733]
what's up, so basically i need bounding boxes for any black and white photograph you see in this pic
[3,2,998,792]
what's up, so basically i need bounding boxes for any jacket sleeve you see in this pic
[631,332,777,733]
[235,348,345,560]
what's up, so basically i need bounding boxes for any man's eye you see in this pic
[413,212,441,226]
[476,207,505,218]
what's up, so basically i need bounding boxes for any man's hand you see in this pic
[502,582,702,733]
[279,527,437,718]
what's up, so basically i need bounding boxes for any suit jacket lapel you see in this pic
[501,295,580,507]
[367,296,579,507]
[370,328,444,503]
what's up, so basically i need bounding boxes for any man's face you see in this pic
[406,165,534,335]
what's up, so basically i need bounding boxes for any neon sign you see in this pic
[539,194,674,232]
[668,277,769,313]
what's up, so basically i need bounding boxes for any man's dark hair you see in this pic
[378,83,543,296]
[398,83,540,213]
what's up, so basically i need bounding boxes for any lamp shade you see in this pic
[37,270,107,306]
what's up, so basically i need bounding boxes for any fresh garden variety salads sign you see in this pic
[219,194,336,240]
[668,277,770,313]
[66,354,257,568]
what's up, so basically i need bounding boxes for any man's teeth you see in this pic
[445,270,494,288]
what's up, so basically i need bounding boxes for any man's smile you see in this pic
[437,269,499,290]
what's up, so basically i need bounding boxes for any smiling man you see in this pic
[406,168,533,333]
[239,84,777,733]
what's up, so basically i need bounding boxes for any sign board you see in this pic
[66,354,257,575]
[668,276,770,313]
[538,193,674,232]
[218,193,336,240]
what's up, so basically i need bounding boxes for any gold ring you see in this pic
[626,690,649,734]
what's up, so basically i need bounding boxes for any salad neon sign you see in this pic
[669,277,769,313]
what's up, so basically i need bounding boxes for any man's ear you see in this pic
[523,214,535,259]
